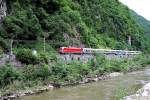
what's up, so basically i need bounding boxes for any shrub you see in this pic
[0,47,3,55]
[51,62,68,79]
[32,64,51,80]
[0,64,23,87]
[65,61,91,82]
[78,63,91,76]
[16,48,39,64]
[38,52,50,64]
[23,64,52,80]
[137,55,150,67]
[89,54,106,73]
[49,61,92,84]
[0,38,9,53]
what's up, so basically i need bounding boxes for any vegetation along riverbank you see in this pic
[0,52,150,99]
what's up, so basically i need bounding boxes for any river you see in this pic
[18,69,150,100]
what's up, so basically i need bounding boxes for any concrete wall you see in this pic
[59,54,93,62]
[0,54,21,67]
[59,53,138,62]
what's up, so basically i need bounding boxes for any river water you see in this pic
[19,69,150,100]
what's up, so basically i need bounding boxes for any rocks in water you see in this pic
[0,85,54,100]
[139,80,148,85]
[0,94,18,100]
[92,78,99,82]
[79,72,123,84]
[124,82,150,100]
[145,69,150,76]
[109,72,123,78]
[24,90,34,95]
[48,84,54,89]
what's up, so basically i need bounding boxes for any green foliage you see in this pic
[0,47,3,55]
[38,52,50,64]
[130,10,150,35]
[0,54,150,90]
[15,47,57,65]
[103,59,130,72]
[115,87,128,100]
[90,55,130,75]
[0,0,149,52]
[0,64,23,87]
[49,61,91,84]
[16,48,39,64]
[132,54,150,68]
[0,38,9,52]
[2,10,42,40]
[23,64,51,80]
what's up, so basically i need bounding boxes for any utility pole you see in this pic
[128,35,131,46]
[10,39,13,55]
[43,32,49,53]
[43,36,46,52]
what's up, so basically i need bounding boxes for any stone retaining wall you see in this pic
[59,53,135,62]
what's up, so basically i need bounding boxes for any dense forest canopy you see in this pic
[0,0,150,52]
[130,10,150,36]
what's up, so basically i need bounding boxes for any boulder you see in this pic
[109,72,123,78]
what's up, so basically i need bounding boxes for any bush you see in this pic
[0,47,3,55]
[23,64,52,80]
[0,38,9,53]
[49,61,92,84]
[32,64,51,80]
[38,52,51,64]
[16,48,39,64]
[89,54,133,74]
[89,54,107,74]
[135,55,150,67]
[51,62,68,79]
[0,64,23,87]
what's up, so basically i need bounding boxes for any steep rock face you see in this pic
[0,0,6,22]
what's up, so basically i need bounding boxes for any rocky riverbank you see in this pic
[0,86,53,100]
[0,72,123,100]
[124,82,150,100]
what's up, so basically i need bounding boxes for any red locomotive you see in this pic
[59,47,83,54]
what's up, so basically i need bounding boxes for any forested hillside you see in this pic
[0,0,150,52]
[1,0,150,97]
[130,10,150,35]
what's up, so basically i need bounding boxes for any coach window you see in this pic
[77,57,80,61]
[71,57,74,60]
[65,57,67,61]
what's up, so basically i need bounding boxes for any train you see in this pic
[59,47,141,55]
